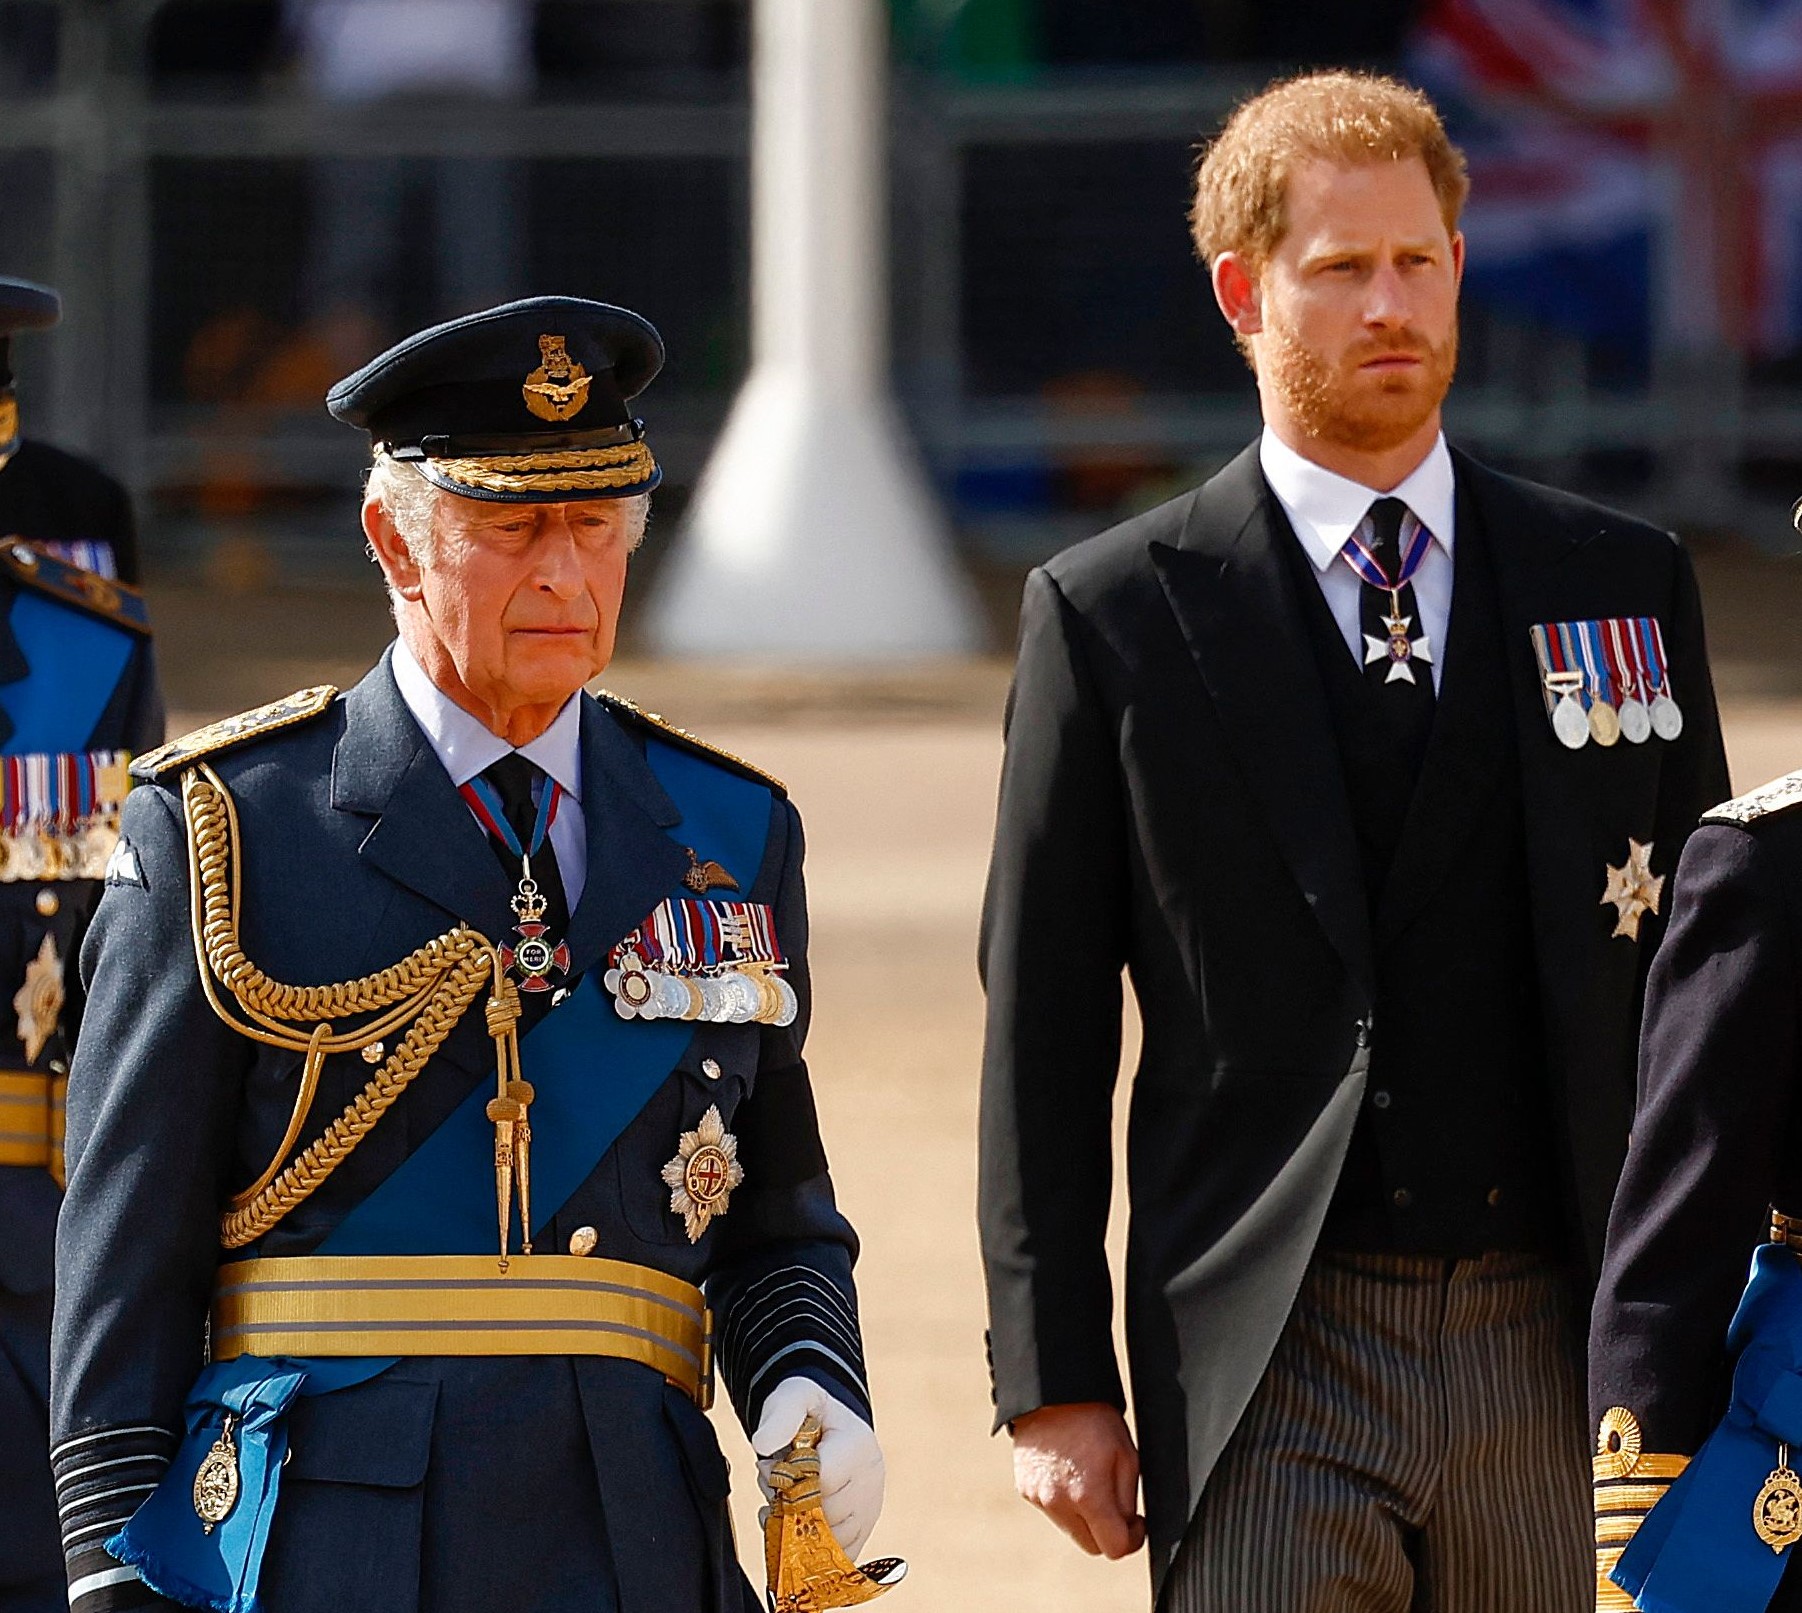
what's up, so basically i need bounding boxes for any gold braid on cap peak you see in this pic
[432,439,656,495]
[182,765,518,1249]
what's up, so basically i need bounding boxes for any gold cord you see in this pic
[182,766,522,1250]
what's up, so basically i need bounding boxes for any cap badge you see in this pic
[522,333,592,422]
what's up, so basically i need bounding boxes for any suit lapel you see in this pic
[1152,445,1373,998]
[561,696,690,979]
[1376,485,1512,941]
[331,651,515,931]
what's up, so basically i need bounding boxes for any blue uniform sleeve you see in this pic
[707,795,871,1431]
[52,782,248,1613]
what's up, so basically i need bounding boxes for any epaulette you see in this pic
[130,685,339,780]
[1702,770,1802,827]
[594,689,787,797]
[0,537,150,634]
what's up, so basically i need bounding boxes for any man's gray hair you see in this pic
[365,451,653,575]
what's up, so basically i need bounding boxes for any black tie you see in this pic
[1357,496,1436,760]
[478,753,571,950]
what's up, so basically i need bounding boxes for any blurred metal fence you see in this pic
[0,0,1788,579]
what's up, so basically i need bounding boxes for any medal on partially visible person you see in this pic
[459,773,569,993]
[1756,1443,1802,1553]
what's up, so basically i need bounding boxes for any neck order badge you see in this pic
[458,773,569,992]
[1340,507,1435,685]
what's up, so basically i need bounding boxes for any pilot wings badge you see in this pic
[521,334,592,422]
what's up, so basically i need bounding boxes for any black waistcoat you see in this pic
[1278,493,1560,1257]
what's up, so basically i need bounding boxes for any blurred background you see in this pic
[15,2,1802,1606]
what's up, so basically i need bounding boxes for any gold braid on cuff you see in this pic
[1591,1407,1690,1612]
[431,440,656,495]
[183,765,514,1249]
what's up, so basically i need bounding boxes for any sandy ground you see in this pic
[149,555,1802,1611]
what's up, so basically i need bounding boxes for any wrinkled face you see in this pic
[1255,155,1463,454]
[406,494,641,712]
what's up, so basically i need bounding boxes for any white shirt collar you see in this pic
[390,637,584,801]
[1258,427,1456,574]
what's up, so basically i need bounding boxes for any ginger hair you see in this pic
[1190,71,1469,273]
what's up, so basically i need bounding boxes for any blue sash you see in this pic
[1614,1244,1802,1613]
[0,591,135,752]
[113,735,775,1613]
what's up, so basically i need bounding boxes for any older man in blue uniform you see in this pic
[48,297,888,1613]
[0,274,161,1613]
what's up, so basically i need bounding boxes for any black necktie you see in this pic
[1357,497,1436,759]
[478,753,571,949]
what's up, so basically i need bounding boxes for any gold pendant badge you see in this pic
[192,1414,241,1535]
[1756,1443,1802,1554]
[661,1104,744,1242]
[521,334,591,422]
[13,932,62,1064]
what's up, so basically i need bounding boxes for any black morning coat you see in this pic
[0,449,155,1613]
[49,655,869,1613]
[977,441,1731,1597]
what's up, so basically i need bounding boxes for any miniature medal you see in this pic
[661,1104,745,1242]
[1619,697,1652,745]
[1605,619,1653,744]
[1651,693,1684,742]
[192,1414,241,1535]
[1547,673,1590,750]
[1601,839,1664,942]
[1756,1443,1802,1553]
[1642,618,1685,741]
[13,933,62,1064]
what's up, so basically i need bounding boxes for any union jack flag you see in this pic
[1410,0,1802,355]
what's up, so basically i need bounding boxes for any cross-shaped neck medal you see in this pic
[1342,516,1434,686]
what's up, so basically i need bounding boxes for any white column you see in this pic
[646,0,981,658]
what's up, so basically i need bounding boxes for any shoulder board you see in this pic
[0,537,149,634]
[593,689,787,797]
[1703,770,1802,827]
[130,685,339,780]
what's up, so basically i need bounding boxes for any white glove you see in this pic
[751,1375,885,1558]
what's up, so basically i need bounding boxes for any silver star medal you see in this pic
[1364,600,1434,685]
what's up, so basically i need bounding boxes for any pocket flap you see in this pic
[285,1377,437,1488]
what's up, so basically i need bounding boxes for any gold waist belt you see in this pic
[211,1254,713,1407]
[0,1069,64,1182]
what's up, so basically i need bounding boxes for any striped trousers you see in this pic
[1160,1251,1589,1613]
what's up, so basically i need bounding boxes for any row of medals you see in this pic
[1545,672,1683,751]
[607,950,799,1028]
[0,819,117,882]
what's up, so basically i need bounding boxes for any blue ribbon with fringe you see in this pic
[111,733,774,1613]
[1614,1243,1802,1613]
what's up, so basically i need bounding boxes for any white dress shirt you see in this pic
[1259,428,1457,692]
[390,637,588,908]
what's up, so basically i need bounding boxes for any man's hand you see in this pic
[752,1376,886,1557]
[1010,1402,1146,1559]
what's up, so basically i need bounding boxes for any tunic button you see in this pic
[702,1058,722,1081]
[34,889,58,916]
[1487,1187,1504,1207]
[1393,1188,1414,1209]
[568,1226,599,1257]
[1371,1090,1392,1110]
